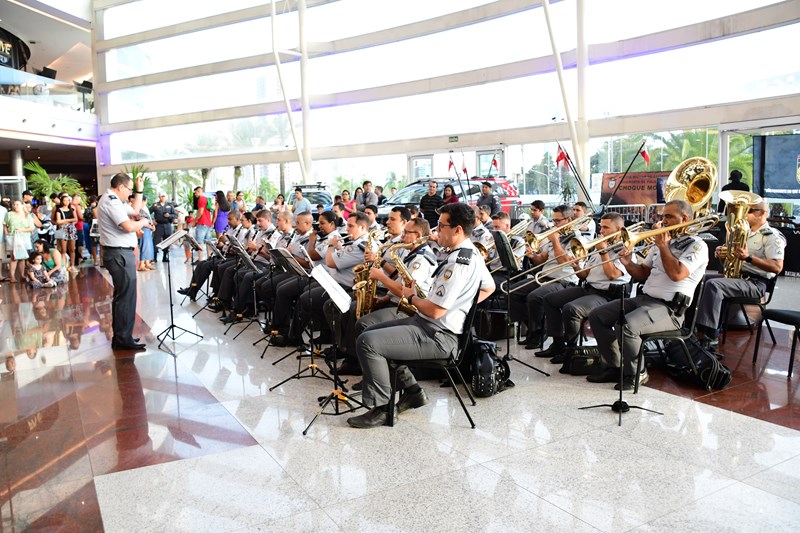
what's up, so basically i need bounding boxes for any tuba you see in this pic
[390,237,429,316]
[719,190,762,278]
[664,157,717,216]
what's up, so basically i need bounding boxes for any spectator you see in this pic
[356,181,379,211]
[476,181,500,216]
[192,186,213,261]
[252,196,266,211]
[150,192,176,262]
[26,251,56,288]
[376,185,387,205]
[342,190,356,217]
[34,239,67,285]
[54,194,79,273]
[390,187,397,196]
[419,181,444,222]
[442,184,459,205]
[292,187,312,214]
[0,199,7,281]
[83,195,98,263]
[6,199,35,282]
[269,194,286,224]
[232,191,247,213]
[71,194,86,263]
[717,169,750,213]
[212,190,231,237]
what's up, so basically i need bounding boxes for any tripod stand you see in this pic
[268,253,330,387]
[224,245,262,336]
[191,242,226,318]
[156,230,202,354]
[492,230,549,377]
[302,264,366,434]
[579,284,662,425]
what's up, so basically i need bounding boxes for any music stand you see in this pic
[268,259,333,389]
[492,230,549,377]
[303,265,366,435]
[156,230,202,354]
[578,283,662,425]
[224,244,263,335]
[266,248,316,365]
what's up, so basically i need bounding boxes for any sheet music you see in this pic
[311,265,351,313]
[157,229,186,250]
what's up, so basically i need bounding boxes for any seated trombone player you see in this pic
[348,203,495,429]
[695,197,785,348]
[537,212,631,361]
[587,200,709,391]
[508,205,579,350]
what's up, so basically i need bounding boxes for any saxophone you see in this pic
[391,236,429,316]
[352,229,384,319]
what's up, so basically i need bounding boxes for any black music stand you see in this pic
[578,283,662,426]
[302,264,366,435]
[224,243,262,335]
[191,240,225,318]
[492,230,549,377]
[267,248,318,366]
[156,230,203,354]
[180,233,208,305]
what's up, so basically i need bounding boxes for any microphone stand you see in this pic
[578,283,661,426]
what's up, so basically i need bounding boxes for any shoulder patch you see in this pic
[456,248,473,265]
[759,227,774,235]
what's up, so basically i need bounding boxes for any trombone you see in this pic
[528,215,719,287]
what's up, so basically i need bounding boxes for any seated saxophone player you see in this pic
[537,213,631,362]
[348,203,495,428]
[268,211,336,342]
[177,210,245,301]
[222,210,280,322]
[275,212,373,348]
[337,218,437,376]
[508,205,579,350]
[210,211,258,315]
[695,199,785,348]
[488,211,526,288]
[321,207,410,370]
[587,200,708,391]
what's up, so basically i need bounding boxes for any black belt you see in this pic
[643,293,679,313]
[104,246,134,250]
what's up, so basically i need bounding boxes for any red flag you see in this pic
[640,148,651,165]
[491,158,498,170]
[462,156,468,178]
[555,147,568,168]
[448,160,454,172]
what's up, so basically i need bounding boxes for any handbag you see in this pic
[13,232,30,260]
[559,346,602,376]
[54,228,66,240]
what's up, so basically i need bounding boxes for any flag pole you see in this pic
[603,140,648,209]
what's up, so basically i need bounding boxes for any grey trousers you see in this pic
[588,294,682,375]
[543,286,611,343]
[696,273,765,331]
[356,315,458,407]
[102,247,138,344]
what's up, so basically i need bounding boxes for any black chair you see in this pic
[720,275,777,345]
[633,279,706,393]
[386,291,481,428]
[752,309,800,379]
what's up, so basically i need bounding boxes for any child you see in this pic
[183,214,195,264]
[26,251,57,288]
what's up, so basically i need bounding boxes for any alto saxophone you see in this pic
[391,236,429,316]
[352,229,389,319]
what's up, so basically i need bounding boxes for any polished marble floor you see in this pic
[1,253,799,532]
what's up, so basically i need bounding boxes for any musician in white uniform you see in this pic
[348,203,495,429]
[587,200,708,391]
[695,199,785,347]
[226,210,278,320]
[538,213,630,361]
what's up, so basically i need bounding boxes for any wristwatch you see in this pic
[744,256,753,263]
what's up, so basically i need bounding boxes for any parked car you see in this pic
[377,176,523,222]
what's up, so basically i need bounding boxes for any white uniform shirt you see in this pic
[389,245,438,303]
[424,239,495,334]
[643,234,708,303]
[579,219,597,240]
[539,237,579,285]
[527,216,550,235]
[327,235,371,287]
[584,247,630,290]
[741,222,786,279]
[97,191,137,248]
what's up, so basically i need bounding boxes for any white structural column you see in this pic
[575,0,591,206]
[299,0,312,178]
[541,0,584,183]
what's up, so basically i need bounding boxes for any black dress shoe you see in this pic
[111,341,146,351]
[177,287,190,295]
[535,342,565,358]
[586,367,620,383]
[272,335,300,348]
[615,369,649,391]
[352,380,363,391]
[347,406,395,428]
[396,389,428,413]
[550,354,567,365]
[221,314,242,324]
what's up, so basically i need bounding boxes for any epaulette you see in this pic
[473,227,485,236]
[670,234,694,250]
[299,237,310,245]
[759,227,775,235]
[422,248,437,265]
[357,242,367,251]
[108,195,117,200]
[456,248,473,265]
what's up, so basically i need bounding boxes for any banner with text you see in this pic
[600,171,670,206]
